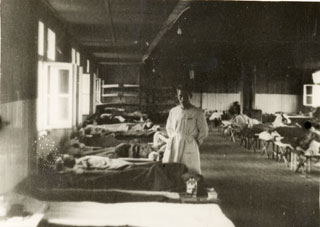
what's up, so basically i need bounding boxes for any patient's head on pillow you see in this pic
[63,154,76,168]
[145,120,153,129]
[55,157,64,171]
[55,154,76,171]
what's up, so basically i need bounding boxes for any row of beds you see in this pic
[212,112,320,175]
[13,107,235,227]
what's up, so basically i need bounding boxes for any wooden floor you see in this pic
[201,129,319,227]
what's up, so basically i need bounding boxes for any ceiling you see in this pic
[153,2,320,69]
[44,0,188,65]
[43,0,320,70]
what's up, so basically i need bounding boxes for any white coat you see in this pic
[163,105,209,174]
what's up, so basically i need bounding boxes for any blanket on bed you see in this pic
[16,163,189,197]
[81,123,158,142]
[44,201,235,227]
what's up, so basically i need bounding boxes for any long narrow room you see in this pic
[0,1,320,227]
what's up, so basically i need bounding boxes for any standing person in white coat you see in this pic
[163,85,209,175]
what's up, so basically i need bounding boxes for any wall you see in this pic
[253,63,305,113]
[0,0,38,193]
[0,0,98,193]
[255,94,300,114]
[99,65,141,84]
[191,93,241,111]
[100,64,142,105]
[36,1,98,142]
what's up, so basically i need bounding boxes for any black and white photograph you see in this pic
[0,0,320,226]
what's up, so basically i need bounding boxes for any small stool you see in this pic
[273,141,293,167]
[260,139,272,158]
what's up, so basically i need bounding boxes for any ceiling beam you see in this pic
[93,53,141,59]
[99,62,142,66]
[81,45,141,53]
[142,0,191,62]
[104,0,120,65]
[95,57,141,63]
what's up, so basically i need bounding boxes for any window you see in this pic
[76,51,80,66]
[47,28,56,60]
[86,59,90,73]
[303,84,320,107]
[96,78,102,103]
[38,21,44,56]
[80,73,91,115]
[71,48,76,64]
[38,63,74,130]
[72,48,81,66]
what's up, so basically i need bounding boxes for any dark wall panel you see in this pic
[1,0,37,103]
[100,65,140,84]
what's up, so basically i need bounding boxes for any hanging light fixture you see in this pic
[177,25,182,35]
[152,58,156,73]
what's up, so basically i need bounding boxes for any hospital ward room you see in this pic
[1,0,320,227]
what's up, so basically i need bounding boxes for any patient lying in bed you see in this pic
[64,138,163,160]
[56,155,134,173]
[64,131,167,159]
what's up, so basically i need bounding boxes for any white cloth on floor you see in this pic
[163,105,208,174]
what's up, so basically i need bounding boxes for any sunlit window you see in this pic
[38,63,74,130]
[47,28,56,60]
[71,48,76,64]
[38,21,44,56]
[96,79,102,103]
[80,73,91,115]
[86,59,90,73]
[76,51,80,66]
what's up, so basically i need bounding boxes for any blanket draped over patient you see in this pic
[16,163,189,201]
[74,156,132,170]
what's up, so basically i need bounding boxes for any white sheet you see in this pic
[45,201,235,227]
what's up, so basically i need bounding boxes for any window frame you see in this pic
[38,62,74,130]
